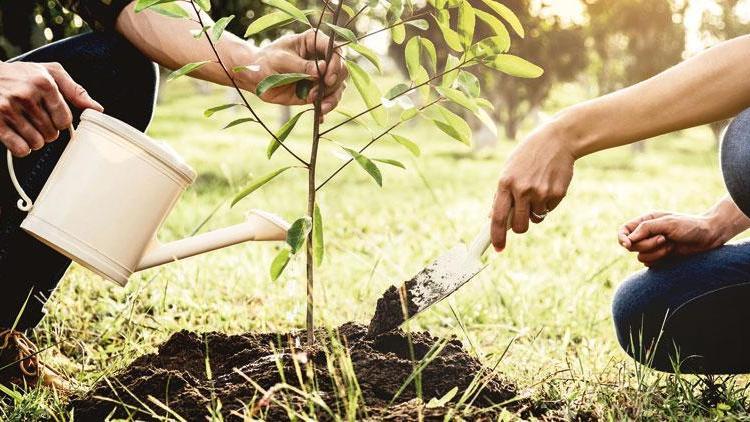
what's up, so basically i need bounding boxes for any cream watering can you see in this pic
[5,109,289,286]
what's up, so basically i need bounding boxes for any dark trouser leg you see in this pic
[0,32,157,330]
[612,243,750,373]
[612,108,750,374]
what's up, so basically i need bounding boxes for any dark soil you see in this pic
[69,323,563,421]
[368,284,419,337]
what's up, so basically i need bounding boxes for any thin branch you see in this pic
[335,11,431,49]
[344,4,368,27]
[320,60,470,136]
[189,1,309,167]
[315,98,442,191]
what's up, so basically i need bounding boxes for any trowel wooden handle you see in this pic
[467,208,514,259]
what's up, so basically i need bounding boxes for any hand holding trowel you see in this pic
[367,215,512,337]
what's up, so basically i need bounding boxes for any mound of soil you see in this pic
[70,323,547,420]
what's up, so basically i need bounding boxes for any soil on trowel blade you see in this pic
[70,323,551,421]
[367,283,420,337]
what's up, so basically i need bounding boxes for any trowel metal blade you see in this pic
[367,243,485,336]
[408,244,485,314]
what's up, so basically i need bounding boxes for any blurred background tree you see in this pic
[2,0,749,143]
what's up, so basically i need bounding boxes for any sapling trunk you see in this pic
[306,0,344,345]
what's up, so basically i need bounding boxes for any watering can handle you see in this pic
[6,124,75,212]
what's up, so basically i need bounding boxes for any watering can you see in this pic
[5,109,290,286]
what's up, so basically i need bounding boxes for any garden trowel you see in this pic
[367,219,502,337]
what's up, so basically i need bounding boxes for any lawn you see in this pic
[4,77,744,420]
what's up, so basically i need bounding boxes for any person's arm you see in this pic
[115,3,346,113]
[490,35,750,251]
[617,196,750,266]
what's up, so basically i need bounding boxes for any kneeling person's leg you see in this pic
[0,32,158,329]
[612,242,750,374]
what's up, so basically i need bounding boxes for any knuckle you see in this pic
[497,176,513,189]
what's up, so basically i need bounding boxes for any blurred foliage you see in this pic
[0,0,86,59]
[584,0,687,94]
[390,0,587,140]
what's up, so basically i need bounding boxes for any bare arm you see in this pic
[566,35,750,157]
[490,35,750,251]
[115,3,346,112]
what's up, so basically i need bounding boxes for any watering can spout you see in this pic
[135,210,289,272]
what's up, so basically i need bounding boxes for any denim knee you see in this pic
[612,269,670,368]
[721,107,750,218]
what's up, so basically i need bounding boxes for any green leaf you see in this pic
[390,134,420,156]
[419,38,437,74]
[212,15,234,41]
[345,61,387,126]
[478,0,523,37]
[190,25,211,38]
[373,158,405,169]
[340,3,356,17]
[134,0,177,12]
[436,86,478,112]
[413,66,431,102]
[204,103,242,118]
[469,35,510,59]
[326,23,357,44]
[295,80,312,100]
[426,386,458,408]
[286,216,312,254]
[456,70,480,97]
[262,0,308,25]
[401,107,418,121]
[406,19,429,30]
[231,166,293,206]
[167,61,210,81]
[474,9,510,47]
[434,10,463,52]
[441,54,461,88]
[426,104,472,145]
[475,97,494,110]
[485,54,543,78]
[148,3,189,18]
[194,0,210,12]
[233,64,261,73]
[474,106,498,137]
[267,109,310,158]
[387,0,405,24]
[342,147,382,186]
[245,11,295,37]
[385,83,410,99]
[404,37,421,80]
[223,117,257,129]
[256,73,313,96]
[457,0,475,48]
[349,43,382,73]
[313,204,324,267]
[270,248,291,281]
[391,24,406,44]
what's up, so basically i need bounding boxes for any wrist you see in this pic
[703,197,750,244]
[226,41,261,92]
[550,103,604,160]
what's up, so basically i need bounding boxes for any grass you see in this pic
[2,77,747,420]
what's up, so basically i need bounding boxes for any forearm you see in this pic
[706,196,750,243]
[114,2,258,90]
[556,35,750,158]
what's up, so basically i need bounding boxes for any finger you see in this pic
[45,63,104,111]
[617,226,632,249]
[306,28,331,60]
[491,189,513,252]
[7,114,44,151]
[325,50,344,87]
[529,200,547,224]
[321,87,344,115]
[629,235,667,253]
[623,212,670,235]
[0,125,31,157]
[628,219,670,243]
[511,195,530,234]
[639,243,674,267]
[41,87,73,130]
[25,101,59,142]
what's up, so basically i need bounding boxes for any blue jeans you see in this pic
[0,32,157,330]
[613,108,750,374]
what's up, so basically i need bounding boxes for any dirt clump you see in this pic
[70,323,549,420]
